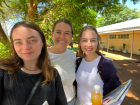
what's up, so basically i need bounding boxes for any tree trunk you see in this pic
[26,0,40,21]
[0,23,9,43]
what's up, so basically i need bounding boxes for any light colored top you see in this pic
[76,56,104,105]
[48,49,76,102]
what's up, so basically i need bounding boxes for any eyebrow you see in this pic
[55,30,71,33]
[82,38,97,39]
[13,36,38,41]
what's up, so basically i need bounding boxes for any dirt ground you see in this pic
[102,49,140,105]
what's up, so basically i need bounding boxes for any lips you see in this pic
[58,41,66,44]
[22,52,33,55]
[85,48,93,51]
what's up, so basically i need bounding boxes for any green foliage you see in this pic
[67,44,78,52]
[97,3,139,27]
[123,43,126,50]
[97,17,104,28]
[120,49,123,52]
[0,39,11,58]
[139,49,140,51]
[110,45,114,49]
[67,47,78,52]
[1,0,140,44]
[138,9,140,17]
[38,0,97,45]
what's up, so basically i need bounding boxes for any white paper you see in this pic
[110,84,131,105]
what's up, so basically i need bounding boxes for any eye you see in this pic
[15,42,21,45]
[30,40,36,42]
[56,32,61,34]
[65,33,70,35]
[91,40,96,42]
[82,40,87,42]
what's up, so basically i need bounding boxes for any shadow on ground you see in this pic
[101,49,140,105]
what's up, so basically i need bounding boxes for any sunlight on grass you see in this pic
[101,50,136,60]
[123,64,130,66]
[67,47,78,52]
[67,44,78,52]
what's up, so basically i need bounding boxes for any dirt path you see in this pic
[102,49,140,105]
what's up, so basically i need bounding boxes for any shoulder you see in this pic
[76,57,83,70]
[102,59,117,76]
[53,68,61,79]
[66,49,76,58]
[47,47,52,55]
[0,68,4,76]
[0,68,7,74]
[76,57,83,63]
[99,56,114,68]
[67,49,75,55]
[99,56,116,73]
[103,59,114,67]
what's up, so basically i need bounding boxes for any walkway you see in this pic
[101,49,140,105]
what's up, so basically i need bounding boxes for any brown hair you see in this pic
[0,21,55,85]
[78,26,101,57]
[52,18,73,35]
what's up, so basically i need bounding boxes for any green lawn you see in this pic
[67,44,78,52]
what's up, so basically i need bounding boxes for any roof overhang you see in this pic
[98,27,140,34]
[97,18,140,35]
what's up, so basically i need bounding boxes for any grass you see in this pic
[67,44,78,52]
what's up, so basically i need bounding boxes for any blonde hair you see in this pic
[78,26,101,57]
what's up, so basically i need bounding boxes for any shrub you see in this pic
[123,43,126,50]
[0,42,11,58]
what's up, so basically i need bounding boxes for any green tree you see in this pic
[97,3,139,27]
[0,0,140,42]
[38,0,97,44]
[138,9,140,17]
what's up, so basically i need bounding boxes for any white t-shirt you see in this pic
[76,56,104,105]
[48,49,76,102]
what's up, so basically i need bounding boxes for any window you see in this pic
[109,35,116,39]
[118,34,129,39]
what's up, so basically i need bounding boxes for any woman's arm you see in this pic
[102,61,121,96]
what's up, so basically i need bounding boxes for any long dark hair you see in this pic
[78,26,101,57]
[0,21,55,85]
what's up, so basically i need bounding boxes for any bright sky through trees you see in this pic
[4,1,140,36]
[119,0,140,10]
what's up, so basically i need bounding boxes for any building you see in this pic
[97,18,140,57]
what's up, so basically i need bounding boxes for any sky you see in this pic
[3,0,140,36]
[119,0,140,10]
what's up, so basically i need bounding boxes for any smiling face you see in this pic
[52,22,72,50]
[80,29,98,56]
[12,26,43,62]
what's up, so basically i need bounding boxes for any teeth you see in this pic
[59,41,65,43]
[86,48,92,50]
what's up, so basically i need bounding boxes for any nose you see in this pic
[59,33,65,39]
[23,41,31,50]
[87,41,92,46]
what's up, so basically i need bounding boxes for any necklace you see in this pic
[24,67,38,71]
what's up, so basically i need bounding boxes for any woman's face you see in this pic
[12,26,43,62]
[80,29,98,56]
[52,22,72,50]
